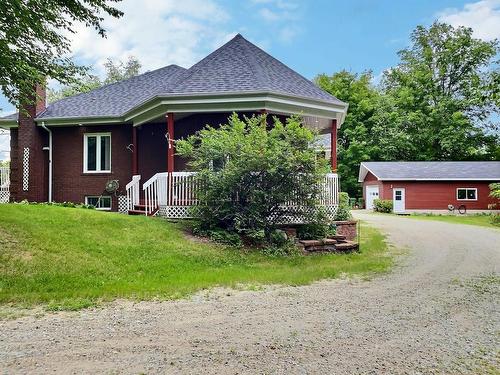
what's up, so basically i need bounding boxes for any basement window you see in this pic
[457,188,477,201]
[85,196,112,210]
[84,133,111,173]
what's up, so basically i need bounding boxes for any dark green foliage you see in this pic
[16,199,95,209]
[176,113,330,246]
[316,22,500,198]
[490,214,500,227]
[0,0,123,107]
[297,208,334,240]
[489,183,500,200]
[380,22,499,161]
[315,71,379,198]
[334,191,352,221]
[373,199,393,213]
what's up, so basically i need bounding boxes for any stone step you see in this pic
[334,241,359,252]
[328,235,346,241]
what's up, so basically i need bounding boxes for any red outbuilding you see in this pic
[358,161,500,213]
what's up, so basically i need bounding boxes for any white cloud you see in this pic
[67,0,236,74]
[438,0,500,41]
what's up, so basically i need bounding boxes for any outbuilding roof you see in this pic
[1,34,345,126]
[359,161,500,182]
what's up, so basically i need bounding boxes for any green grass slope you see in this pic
[0,204,392,309]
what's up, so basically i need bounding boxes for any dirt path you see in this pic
[1,213,499,374]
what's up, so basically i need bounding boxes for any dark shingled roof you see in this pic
[170,34,343,104]
[360,161,500,181]
[39,64,187,119]
[17,34,342,120]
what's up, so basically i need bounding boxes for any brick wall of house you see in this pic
[10,86,48,202]
[51,124,133,210]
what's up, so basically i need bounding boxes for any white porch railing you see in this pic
[143,172,200,215]
[0,166,10,203]
[125,175,141,211]
[138,172,339,219]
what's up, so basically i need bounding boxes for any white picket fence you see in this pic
[0,167,10,203]
[130,171,339,220]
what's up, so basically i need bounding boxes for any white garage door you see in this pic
[365,185,379,210]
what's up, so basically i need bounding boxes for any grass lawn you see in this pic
[0,204,392,310]
[408,213,499,229]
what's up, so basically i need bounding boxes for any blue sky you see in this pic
[1,0,499,158]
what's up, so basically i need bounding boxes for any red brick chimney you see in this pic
[10,83,48,202]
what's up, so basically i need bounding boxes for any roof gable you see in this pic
[359,161,500,182]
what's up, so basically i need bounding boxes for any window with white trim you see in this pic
[457,188,477,201]
[84,133,111,173]
[85,196,112,210]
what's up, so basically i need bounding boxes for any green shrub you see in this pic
[490,214,500,227]
[334,191,352,221]
[176,113,330,242]
[261,240,300,257]
[297,208,334,240]
[373,199,393,213]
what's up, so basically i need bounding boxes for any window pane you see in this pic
[100,136,111,171]
[467,189,476,200]
[87,136,97,171]
[457,189,466,199]
[86,197,99,206]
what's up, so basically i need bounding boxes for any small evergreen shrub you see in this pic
[373,199,393,213]
[334,192,352,221]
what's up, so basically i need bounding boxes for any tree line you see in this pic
[316,22,499,197]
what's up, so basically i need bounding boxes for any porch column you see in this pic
[132,126,138,175]
[167,113,175,173]
[331,119,337,172]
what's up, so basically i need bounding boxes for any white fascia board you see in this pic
[35,117,126,126]
[358,163,380,182]
[127,93,347,124]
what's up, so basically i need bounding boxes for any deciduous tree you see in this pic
[0,0,123,106]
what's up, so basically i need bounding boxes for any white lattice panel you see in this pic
[157,205,200,219]
[0,191,9,203]
[118,195,129,214]
[156,204,338,223]
[22,147,29,191]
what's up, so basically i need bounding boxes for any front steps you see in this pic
[298,235,359,253]
[128,203,158,216]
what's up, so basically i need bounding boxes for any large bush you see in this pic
[176,114,330,241]
[373,199,393,213]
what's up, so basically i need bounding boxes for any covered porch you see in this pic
[124,109,341,220]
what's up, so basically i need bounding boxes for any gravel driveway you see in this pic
[1,212,499,374]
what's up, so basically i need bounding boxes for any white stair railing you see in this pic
[125,175,141,211]
[142,172,200,215]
